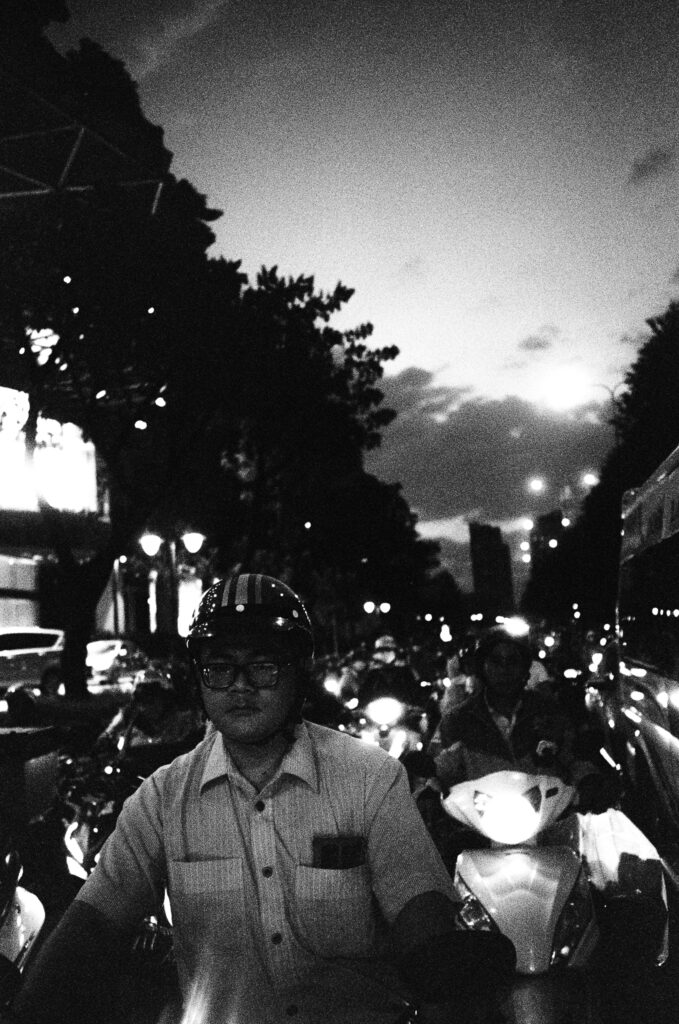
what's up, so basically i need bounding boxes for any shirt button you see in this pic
[286,1005,298,1017]
[262,866,273,878]
[271,932,283,945]
[255,800,266,812]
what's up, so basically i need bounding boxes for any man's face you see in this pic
[198,641,300,745]
[482,642,528,702]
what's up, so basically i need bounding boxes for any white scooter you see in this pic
[0,845,45,1009]
[442,771,601,1023]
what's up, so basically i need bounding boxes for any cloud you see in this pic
[518,334,551,352]
[367,367,614,589]
[368,366,614,524]
[129,0,231,79]
[628,144,677,186]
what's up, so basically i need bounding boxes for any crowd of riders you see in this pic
[2,576,621,1024]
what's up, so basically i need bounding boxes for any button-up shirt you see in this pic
[77,721,456,1024]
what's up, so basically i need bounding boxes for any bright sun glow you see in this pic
[536,366,593,410]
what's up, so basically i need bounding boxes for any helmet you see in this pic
[186,574,313,661]
[474,627,532,678]
[374,635,397,652]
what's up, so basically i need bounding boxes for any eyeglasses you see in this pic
[201,661,292,690]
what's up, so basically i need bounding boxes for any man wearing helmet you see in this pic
[9,574,514,1024]
[359,634,422,706]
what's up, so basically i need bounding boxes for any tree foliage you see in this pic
[0,4,445,691]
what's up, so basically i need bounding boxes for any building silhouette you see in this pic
[468,521,515,620]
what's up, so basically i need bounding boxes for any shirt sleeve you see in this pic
[75,769,167,929]
[364,757,457,924]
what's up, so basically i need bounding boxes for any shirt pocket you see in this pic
[168,857,246,960]
[295,864,375,958]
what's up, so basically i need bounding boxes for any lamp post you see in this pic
[139,531,205,635]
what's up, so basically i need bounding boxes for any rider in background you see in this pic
[430,626,612,807]
[359,634,422,706]
[94,672,205,757]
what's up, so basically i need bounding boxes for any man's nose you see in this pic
[229,665,255,690]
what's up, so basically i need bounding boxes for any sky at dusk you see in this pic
[48,0,679,593]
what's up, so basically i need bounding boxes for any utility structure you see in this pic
[468,521,515,622]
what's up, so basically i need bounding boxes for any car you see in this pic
[86,638,150,690]
[0,626,64,696]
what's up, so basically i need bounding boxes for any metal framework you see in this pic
[0,67,166,212]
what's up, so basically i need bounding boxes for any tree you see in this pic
[0,7,436,694]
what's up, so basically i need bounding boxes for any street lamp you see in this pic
[139,531,206,635]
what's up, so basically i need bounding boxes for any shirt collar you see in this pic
[200,721,319,793]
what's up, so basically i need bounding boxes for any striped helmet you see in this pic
[186,574,313,659]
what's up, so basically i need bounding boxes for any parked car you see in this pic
[0,630,152,704]
[86,638,150,691]
[0,627,64,696]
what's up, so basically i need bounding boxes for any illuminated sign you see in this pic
[0,387,97,512]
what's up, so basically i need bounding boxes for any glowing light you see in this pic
[182,531,205,554]
[147,306,155,314]
[134,420,147,430]
[95,390,107,400]
[363,601,375,614]
[155,396,166,407]
[388,729,408,759]
[304,521,311,529]
[630,690,645,701]
[366,697,403,727]
[528,477,545,493]
[548,538,558,548]
[63,275,71,283]
[522,554,531,563]
[582,472,599,487]
[474,791,541,845]
[503,616,530,637]
[139,533,163,557]
[561,517,571,527]
[324,675,341,696]
[536,365,593,410]
[544,636,555,647]
[520,541,530,551]
[521,518,534,530]
[424,612,432,621]
[440,624,452,643]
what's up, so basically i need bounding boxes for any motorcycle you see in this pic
[349,694,427,760]
[58,721,196,965]
[0,835,45,1010]
[442,770,601,1022]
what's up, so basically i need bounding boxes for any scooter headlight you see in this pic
[365,697,404,728]
[551,868,595,966]
[472,785,542,845]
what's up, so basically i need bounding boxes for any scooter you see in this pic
[349,694,427,760]
[442,770,602,1023]
[0,839,45,1009]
